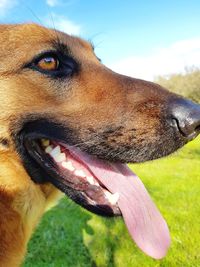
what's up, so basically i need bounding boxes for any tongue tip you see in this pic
[140,232,171,260]
[146,244,170,260]
[147,251,169,260]
[123,213,171,260]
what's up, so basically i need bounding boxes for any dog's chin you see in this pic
[14,118,185,217]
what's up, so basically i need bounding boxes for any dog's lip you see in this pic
[24,137,121,216]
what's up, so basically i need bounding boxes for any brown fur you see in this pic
[0,23,193,266]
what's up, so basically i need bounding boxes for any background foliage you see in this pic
[155,67,200,102]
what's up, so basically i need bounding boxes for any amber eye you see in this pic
[27,52,77,78]
[37,56,59,71]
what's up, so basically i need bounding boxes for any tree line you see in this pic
[155,66,200,103]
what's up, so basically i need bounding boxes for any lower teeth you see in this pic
[42,139,119,205]
[104,191,120,205]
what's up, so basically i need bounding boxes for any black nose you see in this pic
[170,98,200,140]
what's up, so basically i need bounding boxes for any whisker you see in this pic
[20,1,44,25]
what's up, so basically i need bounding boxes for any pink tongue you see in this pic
[69,147,170,259]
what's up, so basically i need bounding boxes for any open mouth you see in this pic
[26,138,122,216]
[18,120,170,260]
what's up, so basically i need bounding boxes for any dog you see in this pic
[0,23,200,267]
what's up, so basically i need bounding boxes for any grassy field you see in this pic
[23,137,200,267]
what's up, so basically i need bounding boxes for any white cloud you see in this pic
[0,0,17,16]
[43,13,81,35]
[109,38,200,81]
[46,0,74,7]
[46,0,59,7]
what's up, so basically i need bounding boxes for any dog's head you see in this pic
[0,23,200,259]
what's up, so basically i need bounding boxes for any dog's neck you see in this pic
[0,151,62,267]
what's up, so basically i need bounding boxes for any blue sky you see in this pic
[0,0,200,80]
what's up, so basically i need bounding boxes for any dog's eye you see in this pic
[37,56,59,71]
[26,51,78,78]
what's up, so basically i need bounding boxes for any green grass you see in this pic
[23,137,200,267]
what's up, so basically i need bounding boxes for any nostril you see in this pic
[172,118,186,137]
[169,98,200,141]
[172,117,200,140]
